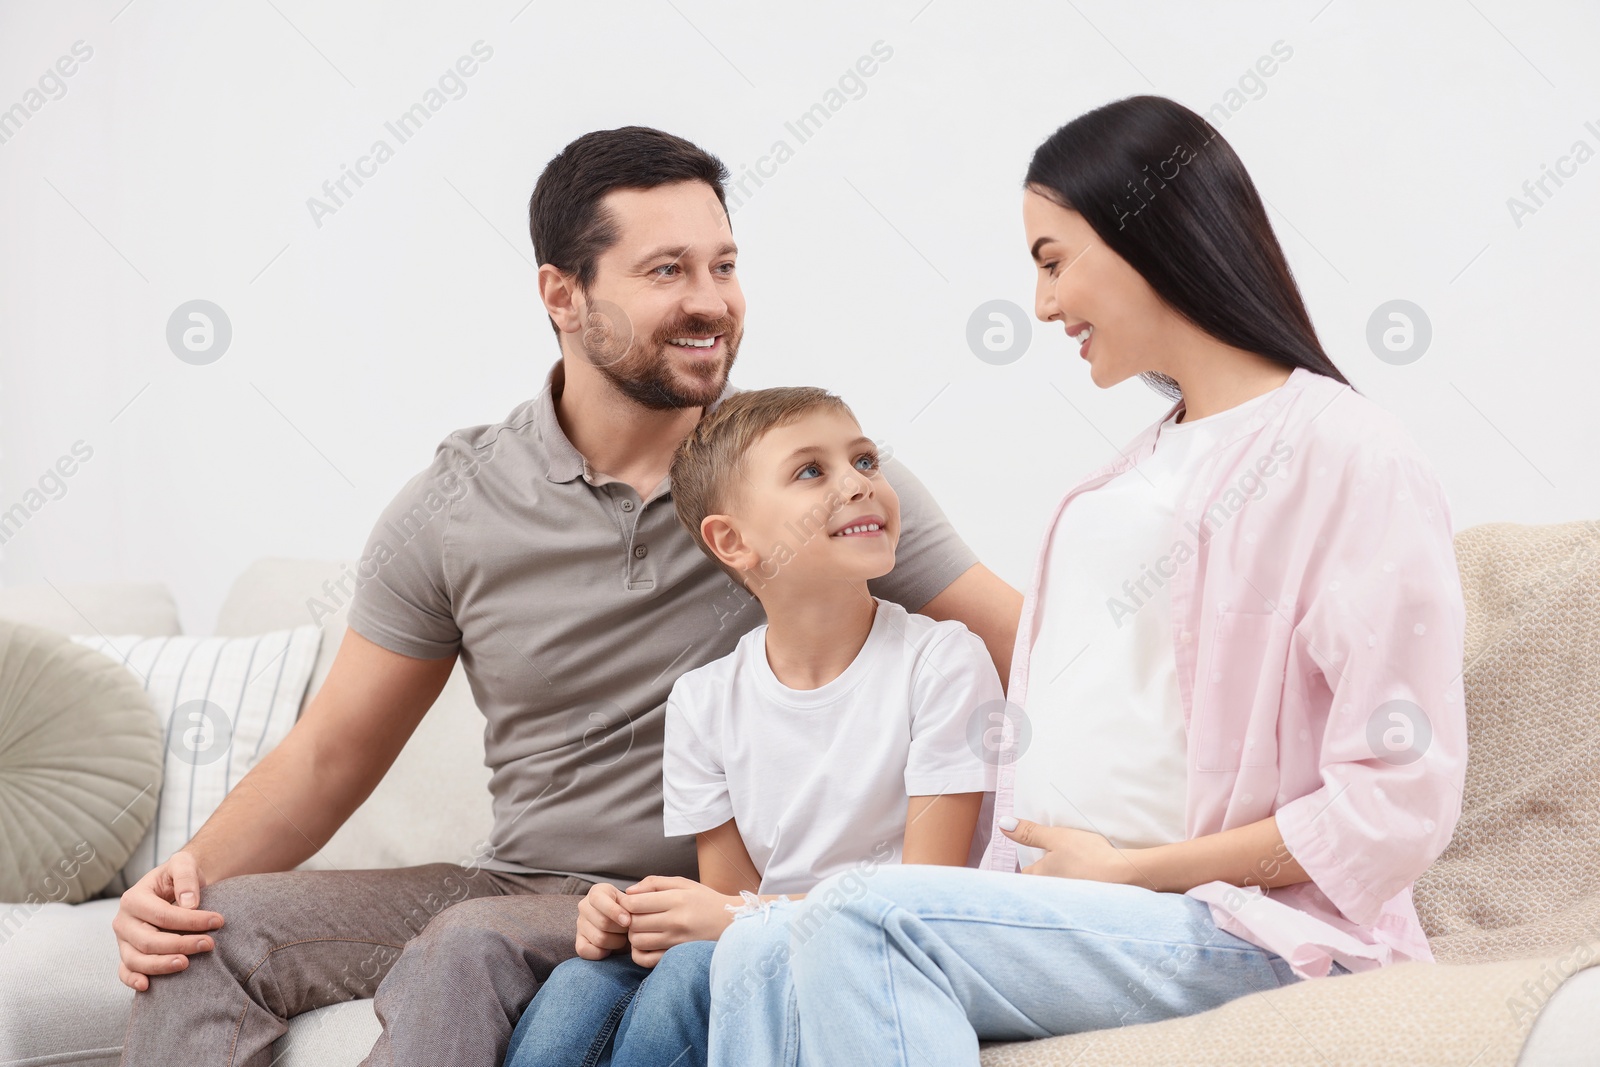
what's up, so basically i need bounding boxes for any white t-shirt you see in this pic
[1013,387,1281,867]
[662,596,1001,895]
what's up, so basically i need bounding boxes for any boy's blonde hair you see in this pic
[671,386,855,584]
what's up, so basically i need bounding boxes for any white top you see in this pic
[662,596,1001,895]
[1012,387,1282,867]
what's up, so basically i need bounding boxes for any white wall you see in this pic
[2,0,1596,632]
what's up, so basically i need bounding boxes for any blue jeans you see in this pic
[707,865,1316,1067]
[504,940,714,1067]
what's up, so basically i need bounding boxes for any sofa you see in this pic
[0,530,1596,1066]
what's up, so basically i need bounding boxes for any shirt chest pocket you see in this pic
[1192,609,1292,772]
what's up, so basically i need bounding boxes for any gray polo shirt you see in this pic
[347,360,979,884]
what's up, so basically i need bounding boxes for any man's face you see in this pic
[715,407,900,590]
[577,181,745,410]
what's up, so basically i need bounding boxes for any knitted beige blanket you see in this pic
[981,520,1600,1066]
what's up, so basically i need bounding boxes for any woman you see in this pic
[704,95,1468,1065]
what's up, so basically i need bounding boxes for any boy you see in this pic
[503,386,1002,1066]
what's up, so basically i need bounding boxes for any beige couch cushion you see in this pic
[213,559,493,872]
[0,623,164,904]
[0,581,181,637]
[1414,519,1600,962]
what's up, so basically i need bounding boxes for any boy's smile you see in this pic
[828,514,887,539]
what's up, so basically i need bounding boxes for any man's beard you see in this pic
[580,299,741,411]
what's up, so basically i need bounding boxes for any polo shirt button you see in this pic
[1180,631,1192,643]
[633,545,648,558]
[621,500,635,512]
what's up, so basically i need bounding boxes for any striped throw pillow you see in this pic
[71,625,322,890]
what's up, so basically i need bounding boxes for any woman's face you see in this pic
[1022,187,1174,388]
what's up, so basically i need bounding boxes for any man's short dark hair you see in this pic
[528,126,731,337]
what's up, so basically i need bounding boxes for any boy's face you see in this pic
[708,407,901,590]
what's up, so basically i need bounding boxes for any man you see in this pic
[113,126,1021,1066]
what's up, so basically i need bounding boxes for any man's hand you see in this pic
[1000,817,1148,886]
[111,849,224,991]
[108,631,455,994]
[575,882,632,960]
[620,876,738,968]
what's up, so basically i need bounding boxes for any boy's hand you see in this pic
[575,882,631,960]
[620,875,739,968]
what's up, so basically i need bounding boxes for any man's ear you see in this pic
[539,264,582,334]
[701,514,754,574]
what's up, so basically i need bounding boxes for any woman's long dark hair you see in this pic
[1026,95,1354,399]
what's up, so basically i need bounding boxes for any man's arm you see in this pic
[112,628,454,990]
[183,628,454,877]
[920,563,1023,694]
[873,457,1020,690]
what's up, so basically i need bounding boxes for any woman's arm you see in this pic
[1271,448,1468,923]
[1000,814,1309,894]
[1132,816,1308,893]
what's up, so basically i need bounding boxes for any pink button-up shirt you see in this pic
[980,366,1468,980]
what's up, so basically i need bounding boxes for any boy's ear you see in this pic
[701,514,753,572]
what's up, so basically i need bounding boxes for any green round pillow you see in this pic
[0,620,163,904]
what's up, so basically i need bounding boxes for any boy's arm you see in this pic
[673,790,988,907]
[698,819,803,906]
[897,626,1002,870]
[696,817,762,896]
[623,791,988,968]
[903,792,987,866]
[620,819,760,965]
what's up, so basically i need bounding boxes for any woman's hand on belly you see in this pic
[999,817,1142,884]
[1001,813,1312,894]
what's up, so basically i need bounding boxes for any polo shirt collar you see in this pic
[537,358,740,485]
